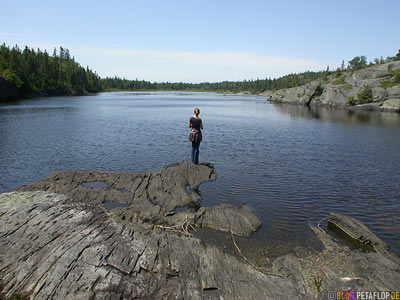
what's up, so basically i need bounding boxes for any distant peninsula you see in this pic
[264,60,400,112]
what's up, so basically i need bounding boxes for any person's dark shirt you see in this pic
[190,117,202,131]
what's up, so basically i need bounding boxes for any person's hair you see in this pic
[194,108,200,115]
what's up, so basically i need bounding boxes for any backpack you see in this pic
[189,128,199,142]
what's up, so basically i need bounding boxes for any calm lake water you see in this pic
[1,92,399,256]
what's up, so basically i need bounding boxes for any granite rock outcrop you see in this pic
[266,61,400,112]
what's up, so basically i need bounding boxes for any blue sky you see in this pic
[1,0,399,82]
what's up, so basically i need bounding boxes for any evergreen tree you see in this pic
[348,56,367,71]
[0,43,102,100]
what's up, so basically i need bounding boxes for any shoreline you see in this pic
[268,98,400,113]
[2,87,399,114]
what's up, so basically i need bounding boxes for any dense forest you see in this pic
[0,43,101,100]
[101,71,327,93]
[1,43,399,102]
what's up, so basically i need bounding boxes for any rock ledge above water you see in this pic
[264,60,400,112]
[1,161,399,299]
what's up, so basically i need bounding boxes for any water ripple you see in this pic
[1,92,400,255]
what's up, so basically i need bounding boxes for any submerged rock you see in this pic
[194,204,262,236]
[1,161,399,299]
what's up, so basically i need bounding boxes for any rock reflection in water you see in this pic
[273,103,400,127]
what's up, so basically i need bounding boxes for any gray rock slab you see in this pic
[1,162,399,299]
[0,191,301,300]
[382,98,400,110]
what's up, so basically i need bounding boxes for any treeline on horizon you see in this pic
[101,53,400,93]
[101,71,325,93]
[1,43,399,101]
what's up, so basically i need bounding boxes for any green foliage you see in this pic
[380,80,397,88]
[394,71,400,83]
[331,76,346,85]
[313,277,323,295]
[348,56,368,71]
[341,60,345,71]
[0,43,101,99]
[1,69,23,88]
[314,84,324,96]
[348,96,356,106]
[0,294,30,300]
[101,71,330,93]
[348,88,374,106]
[380,69,400,87]
[0,55,7,71]
[357,86,373,104]
[388,68,400,82]
[334,70,342,77]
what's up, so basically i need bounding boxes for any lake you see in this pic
[1,92,399,256]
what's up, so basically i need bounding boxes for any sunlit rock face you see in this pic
[268,61,400,112]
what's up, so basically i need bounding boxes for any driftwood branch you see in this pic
[317,217,329,234]
[155,215,195,237]
[230,231,286,278]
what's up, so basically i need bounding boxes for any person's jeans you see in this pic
[191,142,200,164]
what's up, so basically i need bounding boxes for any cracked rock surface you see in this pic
[16,161,260,236]
[1,161,399,299]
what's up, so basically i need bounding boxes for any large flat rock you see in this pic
[1,161,399,299]
[16,160,261,236]
[0,190,298,299]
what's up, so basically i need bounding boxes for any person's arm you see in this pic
[189,121,192,128]
[200,120,203,130]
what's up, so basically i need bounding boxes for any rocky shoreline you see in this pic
[1,161,399,299]
[264,61,400,112]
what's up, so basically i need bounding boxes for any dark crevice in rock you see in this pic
[131,176,145,198]
[130,246,147,275]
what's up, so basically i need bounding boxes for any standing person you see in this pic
[189,108,203,164]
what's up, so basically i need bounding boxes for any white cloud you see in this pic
[71,46,326,83]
